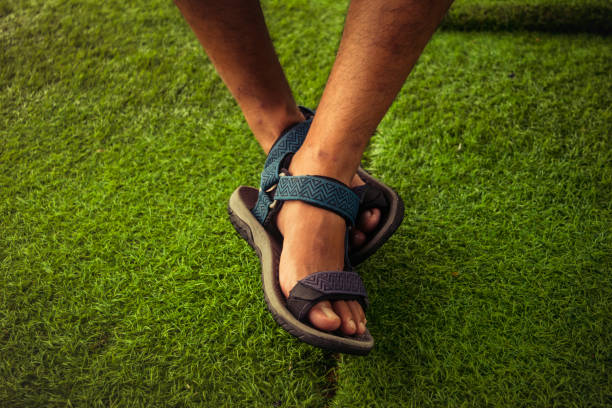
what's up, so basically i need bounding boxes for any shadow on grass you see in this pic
[442,4,611,35]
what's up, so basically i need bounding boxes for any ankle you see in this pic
[244,103,305,154]
[288,144,359,186]
[277,199,345,236]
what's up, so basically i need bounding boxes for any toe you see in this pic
[358,208,381,233]
[332,300,357,335]
[347,300,366,335]
[350,229,366,247]
[308,301,341,332]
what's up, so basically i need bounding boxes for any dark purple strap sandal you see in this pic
[287,271,369,322]
[228,121,374,354]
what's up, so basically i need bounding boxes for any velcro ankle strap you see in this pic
[274,175,359,225]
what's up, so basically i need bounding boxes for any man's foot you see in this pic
[276,198,367,335]
[263,115,381,250]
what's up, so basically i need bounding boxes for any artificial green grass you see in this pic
[1,0,611,407]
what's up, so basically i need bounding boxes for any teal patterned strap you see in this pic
[252,117,313,224]
[264,110,313,169]
[274,176,359,225]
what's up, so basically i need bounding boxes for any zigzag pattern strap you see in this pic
[274,176,359,225]
[287,271,368,322]
[252,118,314,224]
[258,158,285,193]
[301,271,366,295]
[264,118,312,168]
[251,190,273,224]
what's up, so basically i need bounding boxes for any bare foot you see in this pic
[276,198,367,335]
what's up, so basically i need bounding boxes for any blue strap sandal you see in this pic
[258,106,404,265]
[228,121,374,354]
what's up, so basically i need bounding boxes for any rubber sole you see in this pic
[228,186,374,355]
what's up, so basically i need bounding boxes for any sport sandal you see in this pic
[228,124,374,354]
[255,106,404,265]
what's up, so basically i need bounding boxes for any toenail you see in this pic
[321,304,336,319]
[348,319,356,332]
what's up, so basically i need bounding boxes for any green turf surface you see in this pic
[1,0,610,406]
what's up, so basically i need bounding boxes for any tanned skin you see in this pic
[175,0,454,335]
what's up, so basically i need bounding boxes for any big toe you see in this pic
[350,229,367,247]
[308,301,342,332]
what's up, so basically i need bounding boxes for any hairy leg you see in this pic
[175,0,453,334]
[278,0,454,333]
[174,0,304,152]
[174,0,381,242]
[293,0,453,183]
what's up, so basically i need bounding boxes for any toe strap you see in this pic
[286,271,369,322]
[353,183,389,212]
